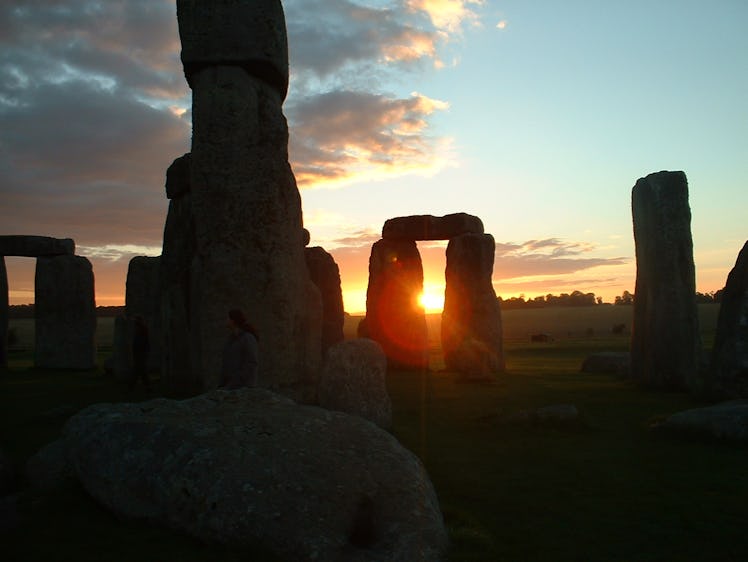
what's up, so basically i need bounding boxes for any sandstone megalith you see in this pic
[442,233,504,376]
[35,255,96,370]
[365,238,428,369]
[708,241,748,398]
[0,235,74,257]
[304,246,344,354]
[382,213,484,241]
[171,1,321,397]
[125,256,162,372]
[0,257,7,369]
[631,171,701,391]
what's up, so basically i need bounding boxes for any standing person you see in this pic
[220,308,259,389]
[130,315,151,391]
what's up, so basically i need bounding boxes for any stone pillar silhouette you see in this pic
[174,0,321,397]
[631,170,701,391]
[0,257,7,369]
[35,255,96,370]
[708,240,748,399]
[305,246,344,355]
[125,256,162,372]
[365,239,428,369]
[442,233,504,376]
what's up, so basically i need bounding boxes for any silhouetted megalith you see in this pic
[177,0,289,99]
[0,235,74,257]
[173,1,321,397]
[305,246,344,354]
[442,233,504,375]
[125,256,162,372]
[365,239,427,369]
[319,339,392,430]
[631,171,701,391]
[161,153,197,391]
[0,257,7,369]
[708,241,748,398]
[382,213,483,241]
[34,255,96,370]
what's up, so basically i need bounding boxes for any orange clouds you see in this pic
[407,0,483,32]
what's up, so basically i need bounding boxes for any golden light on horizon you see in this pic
[419,291,445,312]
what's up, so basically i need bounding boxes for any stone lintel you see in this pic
[382,213,484,241]
[0,235,75,257]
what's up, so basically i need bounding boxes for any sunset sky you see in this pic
[1,1,746,313]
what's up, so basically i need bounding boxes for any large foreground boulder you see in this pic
[63,389,447,561]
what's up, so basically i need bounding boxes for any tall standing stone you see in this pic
[442,233,504,376]
[0,257,7,369]
[708,241,748,399]
[126,256,162,372]
[35,255,96,370]
[365,239,427,369]
[175,1,321,397]
[304,246,344,355]
[161,154,198,392]
[631,171,701,391]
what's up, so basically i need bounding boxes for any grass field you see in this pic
[2,304,746,561]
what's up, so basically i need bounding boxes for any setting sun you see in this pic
[419,291,445,312]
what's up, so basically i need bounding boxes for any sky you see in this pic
[1,0,746,313]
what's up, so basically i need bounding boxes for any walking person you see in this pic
[220,308,259,389]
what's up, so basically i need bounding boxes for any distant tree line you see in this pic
[500,289,723,309]
[7,304,125,318]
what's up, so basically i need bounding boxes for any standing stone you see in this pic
[109,315,132,381]
[365,239,427,369]
[442,233,504,376]
[35,255,96,370]
[161,154,199,393]
[631,171,701,391]
[305,247,344,355]
[126,256,162,372]
[319,339,392,430]
[0,257,7,370]
[175,1,321,398]
[708,241,748,399]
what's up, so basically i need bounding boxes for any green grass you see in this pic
[2,305,745,561]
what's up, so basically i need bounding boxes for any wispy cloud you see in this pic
[406,0,484,33]
[289,91,453,187]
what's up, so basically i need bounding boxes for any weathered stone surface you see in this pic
[365,239,427,369]
[442,233,504,375]
[303,228,311,247]
[26,439,74,491]
[177,0,289,99]
[708,241,748,399]
[653,401,748,443]
[0,257,7,369]
[305,246,344,354]
[382,213,484,241]
[165,152,191,199]
[160,193,199,393]
[63,389,448,561]
[126,256,162,372]
[183,64,321,399]
[631,171,701,391]
[0,235,74,257]
[319,339,392,430]
[581,352,631,376]
[34,255,96,370]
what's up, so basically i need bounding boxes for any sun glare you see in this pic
[419,291,445,312]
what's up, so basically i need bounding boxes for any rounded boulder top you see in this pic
[177,0,289,99]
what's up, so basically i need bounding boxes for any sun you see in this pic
[419,291,445,312]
